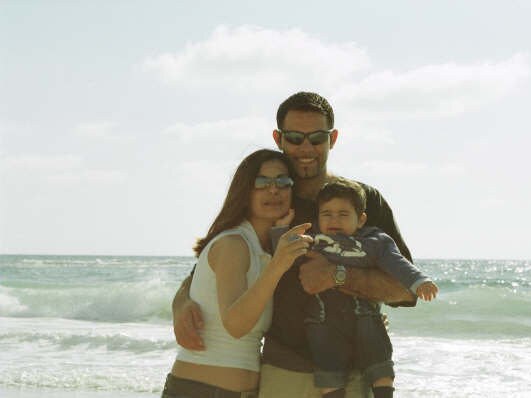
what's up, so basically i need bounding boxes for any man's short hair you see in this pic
[276,92,334,129]
[317,179,366,216]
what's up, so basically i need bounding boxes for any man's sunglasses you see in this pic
[254,176,294,189]
[278,129,332,145]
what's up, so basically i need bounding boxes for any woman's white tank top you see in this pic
[176,220,273,372]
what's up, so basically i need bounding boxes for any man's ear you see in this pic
[273,130,282,149]
[329,129,338,149]
[358,212,367,228]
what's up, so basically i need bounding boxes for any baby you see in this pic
[271,179,438,398]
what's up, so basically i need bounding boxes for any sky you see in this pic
[1,0,530,259]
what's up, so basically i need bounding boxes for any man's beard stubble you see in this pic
[297,164,321,179]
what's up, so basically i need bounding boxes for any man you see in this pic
[173,92,416,398]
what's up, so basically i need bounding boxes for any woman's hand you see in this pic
[275,208,295,227]
[269,223,313,274]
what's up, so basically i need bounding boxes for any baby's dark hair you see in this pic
[316,179,366,216]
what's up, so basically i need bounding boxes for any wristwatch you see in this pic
[333,265,347,287]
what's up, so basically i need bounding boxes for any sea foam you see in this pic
[1,255,530,397]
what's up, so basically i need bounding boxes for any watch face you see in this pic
[336,270,346,282]
[335,264,346,285]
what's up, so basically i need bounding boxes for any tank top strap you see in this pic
[206,220,265,256]
[205,220,270,279]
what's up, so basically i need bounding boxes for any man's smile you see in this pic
[296,157,317,164]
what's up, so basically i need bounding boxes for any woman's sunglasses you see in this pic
[279,129,332,145]
[254,176,294,189]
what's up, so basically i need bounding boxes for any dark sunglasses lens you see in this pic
[276,176,294,188]
[308,131,330,145]
[282,131,305,145]
[282,130,329,145]
[254,176,270,189]
[254,176,293,189]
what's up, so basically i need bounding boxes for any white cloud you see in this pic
[0,154,126,185]
[358,160,469,177]
[170,159,234,192]
[75,122,116,138]
[47,170,127,184]
[478,197,505,210]
[438,162,466,176]
[360,160,428,176]
[74,121,135,143]
[144,25,370,92]
[335,120,395,145]
[163,116,271,142]
[161,117,276,165]
[0,154,83,172]
[357,128,395,145]
[144,25,529,121]
[333,53,530,120]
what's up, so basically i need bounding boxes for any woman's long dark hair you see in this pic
[193,149,294,257]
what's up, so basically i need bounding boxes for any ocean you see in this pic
[0,255,530,397]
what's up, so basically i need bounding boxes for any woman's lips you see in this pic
[264,201,283,206]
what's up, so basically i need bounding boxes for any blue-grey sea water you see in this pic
[1,255,530,397]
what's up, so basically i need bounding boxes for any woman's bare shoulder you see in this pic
[208,234,250,271]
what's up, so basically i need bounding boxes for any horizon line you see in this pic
[1,253,529,261]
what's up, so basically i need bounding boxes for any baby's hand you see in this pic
[275,209,295,227]
[416,281,438,301]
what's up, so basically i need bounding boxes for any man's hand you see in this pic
[173,299,205,350]
[298,251,336,294]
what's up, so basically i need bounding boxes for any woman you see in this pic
[162,149,312,398]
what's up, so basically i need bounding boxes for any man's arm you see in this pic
[172,273,205,350]
[358,182,417,305]
[172,274,192,315]
[340,266,415,304]
[298,252,415,305]
[363,184,412,262]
